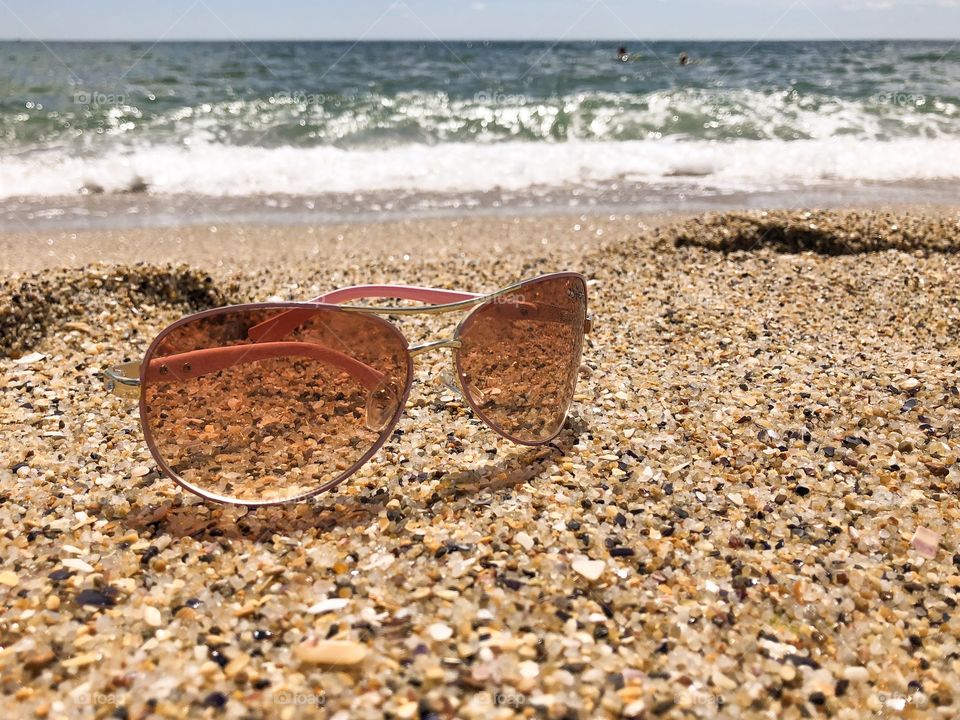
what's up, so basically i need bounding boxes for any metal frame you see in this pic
[101,272,591,506]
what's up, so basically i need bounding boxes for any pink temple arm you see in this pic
[246,283,586,345]
[248,284,479,343]
[145,342,384,389]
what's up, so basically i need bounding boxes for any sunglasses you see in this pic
[103,273,592,506]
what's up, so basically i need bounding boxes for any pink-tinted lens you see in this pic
[141,306,410,504]
[455,275,587,444]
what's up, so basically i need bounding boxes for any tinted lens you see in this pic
[456,275,587,443]
[141,306,410,504]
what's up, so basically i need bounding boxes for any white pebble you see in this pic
[307,597,350,614]
[518,660,540,678]
[900,377,921,391]
[514,531,534,551]
[428,623,453,641]
[143,605,162,627]
[62,558,95,573]
[14,352,46,365]
[572,559,606,581]
[843,666,870,681]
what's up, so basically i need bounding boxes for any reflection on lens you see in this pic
[456,275,587,443]
[142,306,410,504]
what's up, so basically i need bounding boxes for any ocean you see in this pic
[1,40,959,228]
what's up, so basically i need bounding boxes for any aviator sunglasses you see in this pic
[103,273,593,506]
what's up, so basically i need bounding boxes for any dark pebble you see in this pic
[10,462,28,473]
[610,547,636,558]
[203,691,227,709]
[209,649,229,668]
[652,699,676,715]
[785,654,820,669]
[809,691,826,706]
[794,486,810,497]
[500,577,523,591]
[75,587,119,608]
[835,679,849,697]
[823,446,836,458]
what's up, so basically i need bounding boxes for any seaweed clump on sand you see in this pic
[661,209,960,255]
[0,264,235,358]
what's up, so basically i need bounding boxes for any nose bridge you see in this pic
[407,337,462,357]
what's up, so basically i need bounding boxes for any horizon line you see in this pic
[0,37,957,43]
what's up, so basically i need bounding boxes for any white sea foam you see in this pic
[2,136,960,199]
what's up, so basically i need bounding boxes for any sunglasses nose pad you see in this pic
[365,378,402,433]
[441,370,487,406]
[440,371,464,400]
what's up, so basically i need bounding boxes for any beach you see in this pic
[2,207,960,719]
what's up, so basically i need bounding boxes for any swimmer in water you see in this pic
[617,46,629,62]
[679,52,690,66]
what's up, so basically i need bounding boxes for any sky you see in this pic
[0,0,958,41]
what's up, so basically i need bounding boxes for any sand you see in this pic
[2,208,960,719]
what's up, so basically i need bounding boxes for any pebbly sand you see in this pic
[2,208,960,719]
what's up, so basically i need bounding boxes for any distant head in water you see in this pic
[617,46,629,62]
[679,52,690,66]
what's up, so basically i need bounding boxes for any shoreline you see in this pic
[3,203,960,275]
[0,212,673,274]
[2,178,959,234]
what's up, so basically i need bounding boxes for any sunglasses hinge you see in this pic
[103,362,142,398]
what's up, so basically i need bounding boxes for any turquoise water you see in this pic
[0,40,958,212]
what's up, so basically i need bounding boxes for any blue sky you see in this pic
[0,0,958,40]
